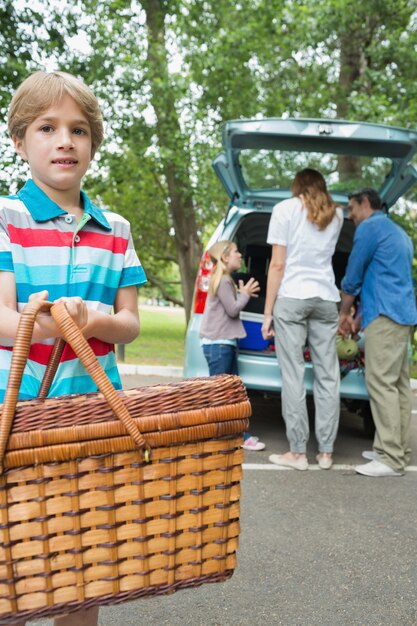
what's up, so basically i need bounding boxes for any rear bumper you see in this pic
[184,315,369,400]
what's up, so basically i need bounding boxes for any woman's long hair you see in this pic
[207,240,234,296]
[291,168,337,230]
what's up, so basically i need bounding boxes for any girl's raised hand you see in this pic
[239,277,260,298]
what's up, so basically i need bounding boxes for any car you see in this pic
[184,118,417,433]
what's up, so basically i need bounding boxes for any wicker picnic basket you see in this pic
[0,300,251,624]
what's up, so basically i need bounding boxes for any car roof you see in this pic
[213,118,417,210]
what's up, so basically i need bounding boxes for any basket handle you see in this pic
[0,300,150,472]
[37,337,66,399]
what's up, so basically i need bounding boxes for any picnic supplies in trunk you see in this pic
[0,300,250,624]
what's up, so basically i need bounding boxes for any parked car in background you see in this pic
[184,118,417,433]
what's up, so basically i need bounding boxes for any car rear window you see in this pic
[239,149,392,195]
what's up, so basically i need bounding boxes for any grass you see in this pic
[122,305,186,367]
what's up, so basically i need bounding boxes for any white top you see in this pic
[267,196,343,302]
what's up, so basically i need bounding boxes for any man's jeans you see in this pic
[202,343,238,376]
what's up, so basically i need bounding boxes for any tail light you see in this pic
[193,250,214,314]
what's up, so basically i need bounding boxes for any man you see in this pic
[339,188,417,477]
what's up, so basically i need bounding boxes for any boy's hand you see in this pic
[55,296,88,330]
[26,292,87,340]
[239,277,260,298]
[28,290,59,340]
[28,289,49,303]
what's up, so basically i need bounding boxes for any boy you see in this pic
[0,71,147,625]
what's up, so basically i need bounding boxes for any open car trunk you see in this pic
[231,211,355,350]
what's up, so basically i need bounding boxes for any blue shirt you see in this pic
[341,211,417,329]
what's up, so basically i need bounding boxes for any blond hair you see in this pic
[291,168,337,230]
[8,71,104,157]
[208,240,235,296]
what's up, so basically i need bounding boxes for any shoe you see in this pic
[242,436,266,451]
[362,450,380,461]
[269,453,308,471]
[316,453,333,470]
[355,460,403,477]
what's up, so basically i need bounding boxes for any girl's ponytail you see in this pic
[207,240,234,296]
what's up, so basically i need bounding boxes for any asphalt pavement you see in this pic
[32,371,417,626]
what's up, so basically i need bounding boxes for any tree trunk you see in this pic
[337,34,367,181]
[142,0,202,322]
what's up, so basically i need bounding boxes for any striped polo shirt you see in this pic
[0,179,147,401]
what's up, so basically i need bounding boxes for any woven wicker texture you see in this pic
[0,301,250,624]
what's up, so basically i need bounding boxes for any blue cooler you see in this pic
[239,312,270,351]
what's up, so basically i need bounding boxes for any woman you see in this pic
[261,168,343,470]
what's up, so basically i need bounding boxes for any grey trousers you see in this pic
[365,316,412,472]
[273,297,340,453]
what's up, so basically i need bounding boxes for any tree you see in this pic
[73,0,206,320]
[1,0,416,320]
[178,0,417,202]
[0,0,83,193]
[142,0,202,317]
[0,1,44,194]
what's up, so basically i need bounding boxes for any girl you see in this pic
[200,240,265,451]
[262,168,343,470]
